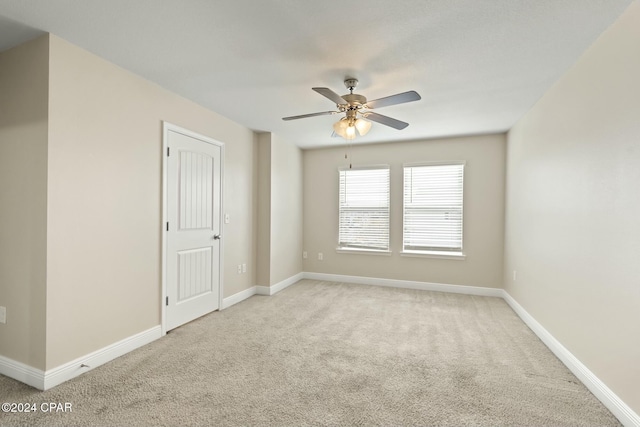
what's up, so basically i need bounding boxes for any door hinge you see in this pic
[167,147,170,156]
[166,296,168,306]
[166,222,169,231]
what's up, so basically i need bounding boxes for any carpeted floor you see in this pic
[0,280,620,426]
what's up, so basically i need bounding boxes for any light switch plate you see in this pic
[0,306,6,324]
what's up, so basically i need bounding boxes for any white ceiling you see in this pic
[0,0,634,148]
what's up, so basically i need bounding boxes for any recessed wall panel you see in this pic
[179,150,213,230]
[177,248,212,302]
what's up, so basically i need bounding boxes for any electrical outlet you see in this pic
[0,306,6,324]
[242,263,247,273]
[318,252,323,261]
[303,251,308,259]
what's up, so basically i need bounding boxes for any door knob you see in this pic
[213,234,221,240]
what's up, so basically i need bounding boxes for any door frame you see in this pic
[161,121,225,336]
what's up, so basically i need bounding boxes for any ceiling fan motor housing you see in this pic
[342,93,367,109]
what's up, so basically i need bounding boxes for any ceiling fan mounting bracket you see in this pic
[344,78,358,92]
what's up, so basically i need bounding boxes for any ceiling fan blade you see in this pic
[365,112,409,130]
[282,111,338,121]
[365,90,421,109]
[312,87,348,105]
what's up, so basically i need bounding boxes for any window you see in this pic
[403,162,464,255]
[338,166,390,252]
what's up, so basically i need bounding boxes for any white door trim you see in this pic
[161,122,225,336]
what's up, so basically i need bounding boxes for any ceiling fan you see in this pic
[282,78,421,140]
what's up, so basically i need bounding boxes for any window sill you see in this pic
[336,248,392,256]
[400,250,466,260]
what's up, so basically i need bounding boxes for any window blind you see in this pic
[338,167,390,251]
[403,163,464,253]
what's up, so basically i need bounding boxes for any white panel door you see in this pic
[166,127,222,331]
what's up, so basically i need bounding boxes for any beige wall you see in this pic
[256,133,272,286]
[256,133,304,286]
[223,127,258,297]
[303,134,505,288]
[45,35,257,369]
[504,1,640,413]
[269,134,303,285]
[0,36,49,369]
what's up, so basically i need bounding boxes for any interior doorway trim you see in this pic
[161,121,225,336]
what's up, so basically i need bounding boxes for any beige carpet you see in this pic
[0,280,620,426]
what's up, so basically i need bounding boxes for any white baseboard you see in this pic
[270,272,305,294]
[0,326,161,391]
[255,272,305,296]
[43,325,162,390]
[502,291,640,427]
[302,272,503,297]
[222,273,306,307]
[222,286,257,309]
[0,355,46,390]
[220,279,304,307]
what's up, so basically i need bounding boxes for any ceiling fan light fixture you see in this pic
[333,118,350,138]
[345,124,357,140]
[333,117,370,140]
[354,118,372,136]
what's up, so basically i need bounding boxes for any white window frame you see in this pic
[337,165,391,254]
[402,161,465,260]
